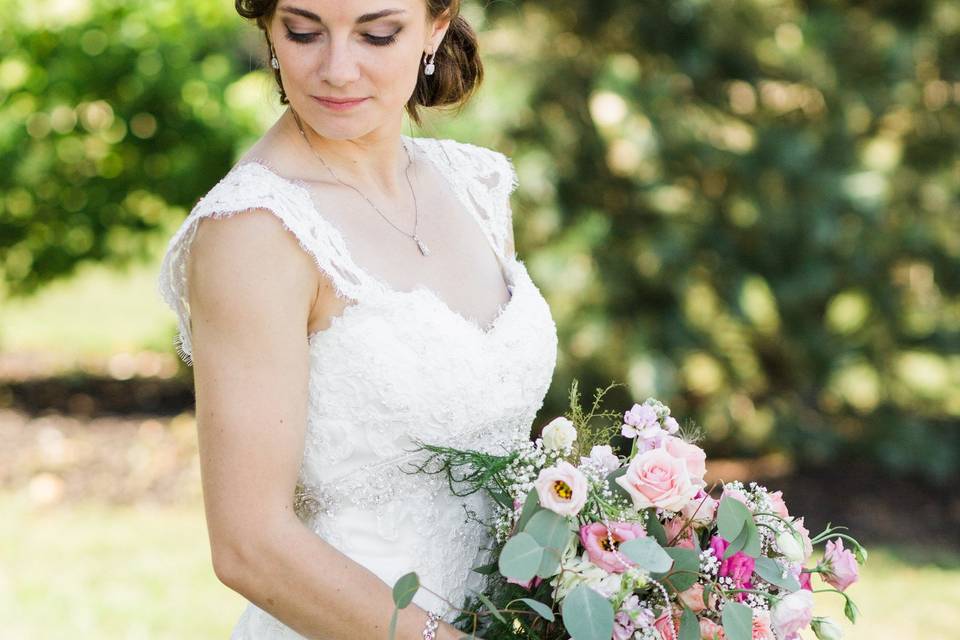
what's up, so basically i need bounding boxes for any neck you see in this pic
[284,107,411,197]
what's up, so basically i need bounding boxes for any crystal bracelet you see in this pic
[421,609,440,640]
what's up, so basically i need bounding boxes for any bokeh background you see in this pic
[2,0,959,637]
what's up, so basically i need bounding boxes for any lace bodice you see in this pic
[156,135,558,638]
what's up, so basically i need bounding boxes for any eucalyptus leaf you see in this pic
[525,509,572,551]
[498,532,544,582]
[392,571,419,608]
[518,597,556,622]
[721,601,753,640]
[476,590,508,624]
[717,496,752,542]
[561,585,615,640]
[679,607,700,640]
[619,536,674,573]
[644,510,668,546]
[517,489,542,531]
[651,547,700,593]
[753,557,801,592]
[606,466,632,502]
[723,524,749,560]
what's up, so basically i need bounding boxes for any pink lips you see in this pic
[313,96,368,111]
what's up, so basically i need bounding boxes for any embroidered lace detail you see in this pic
[157,136,557,639]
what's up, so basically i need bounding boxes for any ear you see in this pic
[426,8,453,50]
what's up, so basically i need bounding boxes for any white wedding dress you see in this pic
[156,135,558,638]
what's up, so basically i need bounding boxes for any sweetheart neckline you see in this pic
[306,260,525,344]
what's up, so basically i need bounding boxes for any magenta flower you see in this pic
[710,535,755,601]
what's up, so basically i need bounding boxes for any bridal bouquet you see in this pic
[389,382,867,640]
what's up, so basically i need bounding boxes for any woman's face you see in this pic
[268,0,448,139]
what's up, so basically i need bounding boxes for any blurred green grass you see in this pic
[2,490,958,639]
[0,492,245,639]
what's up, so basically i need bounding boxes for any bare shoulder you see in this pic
[187,208,319,358]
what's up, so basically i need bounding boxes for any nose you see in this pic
[320,35,362,87]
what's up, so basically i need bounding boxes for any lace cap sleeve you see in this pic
[155,162,368,367]
[424,137,520,262]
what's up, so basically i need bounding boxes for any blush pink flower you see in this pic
[662,436,707,489]
[653,611,681,640]
[771,590,814,640]
[799,571,812,591]
[681,488,719,527]
[767,490,790,519]
[664,517,698,550]
[579,521,646,573]
[678,583,707,612]
[751,611,775,640]
[822,538,859,591]
[533,461,588,517]
[700,619,726,639]
[616,447,697,511]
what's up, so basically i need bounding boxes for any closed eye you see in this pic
[284,28,400,47]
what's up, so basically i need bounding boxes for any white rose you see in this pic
[776,529,806,564]
[812,617,844,640]
[771,590,814,639]
[541,417,577,451]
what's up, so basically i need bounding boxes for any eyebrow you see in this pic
[279,7,407,24]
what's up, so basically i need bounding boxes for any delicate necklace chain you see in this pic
[289,108,431,256]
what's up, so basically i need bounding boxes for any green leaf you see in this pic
[498,532,544,582]
[561,585,615,640]
[517,489,542,531]
[844,596,860,623]
[476,590,508,624]
[644,509,668,545]
[392,572,419,608]
[524,509,573,578]
[753,557,801,592]
[717,496,752,542]
[723,525,749,560]
[679,607,700,640]
[489,487,513,509]
[518,597,555,622]
[471,561,499,575]
[387,608,399,640]
[651,547,701,593]
[619,536,674,573]
[721,601,753,640]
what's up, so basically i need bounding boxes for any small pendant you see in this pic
[415,237,431,256]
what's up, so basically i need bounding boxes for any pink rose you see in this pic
[678,583,707,612]
[771,590,814,640]
[700,619,726,639]
[533,461,588,517]
[506,575,543,590]
[579,521,646,573]
[751,611,775,640]
[616,447,696,512]
[681,489,719,527]
[710,536,755,601]
[662,436,707,489]
[822,538,859,591]
[664,517,698,550]
[653,612,681,640]
[767,490,790,519]
[793,517,813,563]
[798,570,812,591]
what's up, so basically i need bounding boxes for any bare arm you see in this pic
[187,209,462,640]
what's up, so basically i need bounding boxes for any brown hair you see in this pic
[235,0,484,126]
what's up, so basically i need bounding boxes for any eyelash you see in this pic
[284,27,399,47]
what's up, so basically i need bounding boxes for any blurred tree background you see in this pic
[2,0,960,636]
[4,0,958,479]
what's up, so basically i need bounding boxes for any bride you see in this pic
[157,0,557,638]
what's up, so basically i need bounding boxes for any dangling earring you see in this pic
[271,53,280,69]
[423,50,436,76]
